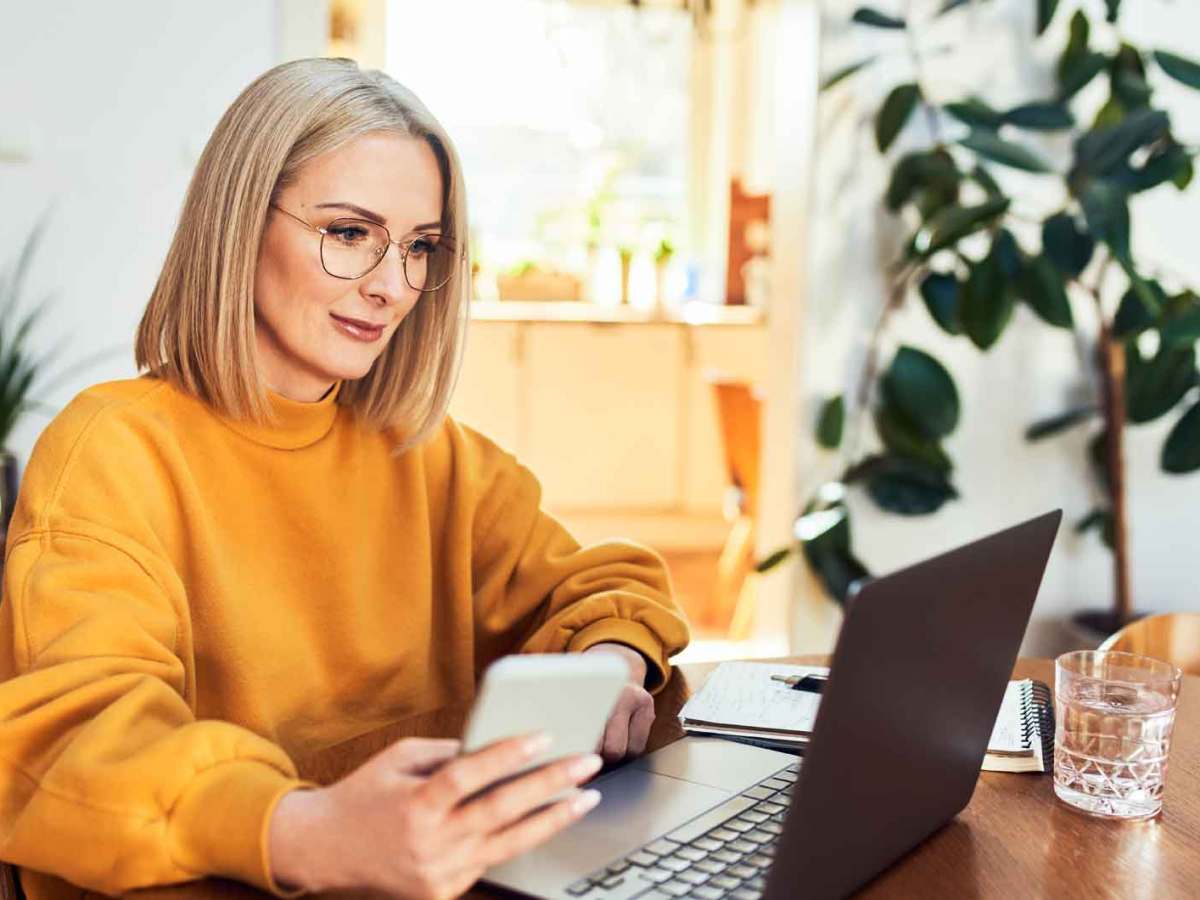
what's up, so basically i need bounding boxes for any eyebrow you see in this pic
[313,201,441,232]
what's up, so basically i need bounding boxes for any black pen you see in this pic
[771,673,828,694]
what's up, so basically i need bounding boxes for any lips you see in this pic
[330,313,387,342]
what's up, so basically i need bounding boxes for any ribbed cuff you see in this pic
[568,618,671,694]
[167,760,313,896]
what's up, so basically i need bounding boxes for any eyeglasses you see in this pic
[270,204,457,291]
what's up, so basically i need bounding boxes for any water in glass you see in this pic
[1054,650,1182,819]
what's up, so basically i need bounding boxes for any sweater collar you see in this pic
[225,382,343,450]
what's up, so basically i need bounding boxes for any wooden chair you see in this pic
[706,375,763,640]
[1099,613,1200,676]
[1,862,22,900]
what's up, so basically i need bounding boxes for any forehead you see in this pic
[291,131,444,228]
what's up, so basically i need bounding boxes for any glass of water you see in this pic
[1054,650,1183,819]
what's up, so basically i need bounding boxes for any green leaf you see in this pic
[993,228,1023,280]
[1113,281,1165,337]
[1162,401,1200,474]
[961,247,1014,349]
[1042,212,1095,277]
[971,164,1003,197]
[1111,44,1152,111]
[1111,141,1193,194]
[1059,52,1109,101]
[1004,102,1074,130]
[1126,341,1197,424]
[1155,50,1200,90]
[883,346,961,439]
[886,150,960,214]
[876,83,921,152]
[959,130,1052,173]
[796,499,870,603]
[821,56,878,91]
[816,395,845,449]
[755,547,793,574]
[875,404,953,472]
[1160,293,1200,346]
[1026,405,1098,440]
[1104,0,1120,23]
[866,456,959,515]
[1073,108,1171,178]
[1076,507,1115,548]
[1058,10,1090,80]
[1021,254,1074,328]
[919,271,961,335]
[1080,180,1131,263]
[1037,0,1060,35]
[944,97,1005,131]
[939,0,972,12]
[915,196,1011,257]
[852,7,907,29]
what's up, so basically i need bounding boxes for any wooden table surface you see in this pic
[118,656,1200,900]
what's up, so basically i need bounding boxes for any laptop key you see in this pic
[692,837,722,852]
[762,778,790,791]
[638,867,673,884]
[785,763,801,773]
[658,882,693,897]
[600,875,626,889]
[757,801,785,815]
[748,875,767,889]
[725,818,755,833]
[708,828,739,842]
[657,856,690,873]
[747,853,772,868]
[712,849,741,864]
[709,875,740,890]
[607,861,631,875]
[566,878,594,896]
[741,785,775,801]
[741,810,769,824]
[729,864,758,879]
[694,859,727,875]
[674,846,706,862]
[627,851,659,867]
[760,821,784,835]
[729,838,757,854]
[744,829,773,844]
[677,869,709,885]
[691,887,726,900]
[732,889,763,900]
[646,838,680,857]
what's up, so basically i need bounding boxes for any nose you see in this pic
[362,240,413,307]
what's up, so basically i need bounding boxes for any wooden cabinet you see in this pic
[449,316,767,518]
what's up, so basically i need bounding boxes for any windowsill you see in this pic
[468,300,766,326]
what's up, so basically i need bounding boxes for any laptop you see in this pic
[484,510,1062,900]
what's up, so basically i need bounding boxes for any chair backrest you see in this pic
[1099,613,1200,676]
[707,375,762,516]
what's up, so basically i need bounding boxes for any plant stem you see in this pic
[1088,252,1133,625]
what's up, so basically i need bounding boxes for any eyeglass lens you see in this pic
[321,218,453,290]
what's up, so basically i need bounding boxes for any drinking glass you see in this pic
[1054,650,1182,819]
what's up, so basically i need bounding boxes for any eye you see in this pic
[408,235,440,258]
[327,223,372,245]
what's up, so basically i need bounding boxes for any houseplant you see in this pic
[760,0,1200,639]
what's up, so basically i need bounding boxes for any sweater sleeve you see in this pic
[0,524,310,897]
[463,426,691,692]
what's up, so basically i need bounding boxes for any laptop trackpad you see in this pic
[485,768,730,889]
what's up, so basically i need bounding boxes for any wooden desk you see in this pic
[115,656,1200,899]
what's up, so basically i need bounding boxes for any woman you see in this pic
[0,58,689,899]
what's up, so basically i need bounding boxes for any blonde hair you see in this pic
[135,57,469,449]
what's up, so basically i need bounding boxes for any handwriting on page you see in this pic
[680,662,827,733]
[987,681,1029,753]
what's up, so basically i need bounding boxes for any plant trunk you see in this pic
[1098,325,1133,625]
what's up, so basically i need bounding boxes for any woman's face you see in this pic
[254,131,444,401]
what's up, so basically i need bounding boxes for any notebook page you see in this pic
[987,680,1032,754]
[680,662,826,733]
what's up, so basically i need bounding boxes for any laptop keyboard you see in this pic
[563,761,800,900]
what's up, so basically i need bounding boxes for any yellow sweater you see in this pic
[0,376,689,898]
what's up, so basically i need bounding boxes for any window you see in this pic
[386,0,693,306]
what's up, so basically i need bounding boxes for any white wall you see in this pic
[795,0,1200,656]
[0,1,310,467]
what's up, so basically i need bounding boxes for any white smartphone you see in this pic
[462,652,629,775]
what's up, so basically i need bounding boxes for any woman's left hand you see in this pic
[583,642,656,763]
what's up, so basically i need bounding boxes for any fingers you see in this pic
[627,692,656,756]
[383,738,463,775]
[478,789,603,870]
[451,752,603,836]
[423,732,550,811]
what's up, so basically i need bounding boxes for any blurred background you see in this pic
[1,0,1198,664]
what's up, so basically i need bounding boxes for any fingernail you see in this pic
[523,732,552,757]
[570,753,603,779]
[572,789,602,814]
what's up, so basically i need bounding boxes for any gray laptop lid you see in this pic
[764,510,1061,900]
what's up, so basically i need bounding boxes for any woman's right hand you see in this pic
[267,733,603,899]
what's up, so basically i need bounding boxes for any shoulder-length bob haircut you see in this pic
[135,57,469,450]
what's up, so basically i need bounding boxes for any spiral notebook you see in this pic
[679,663,1055,773]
